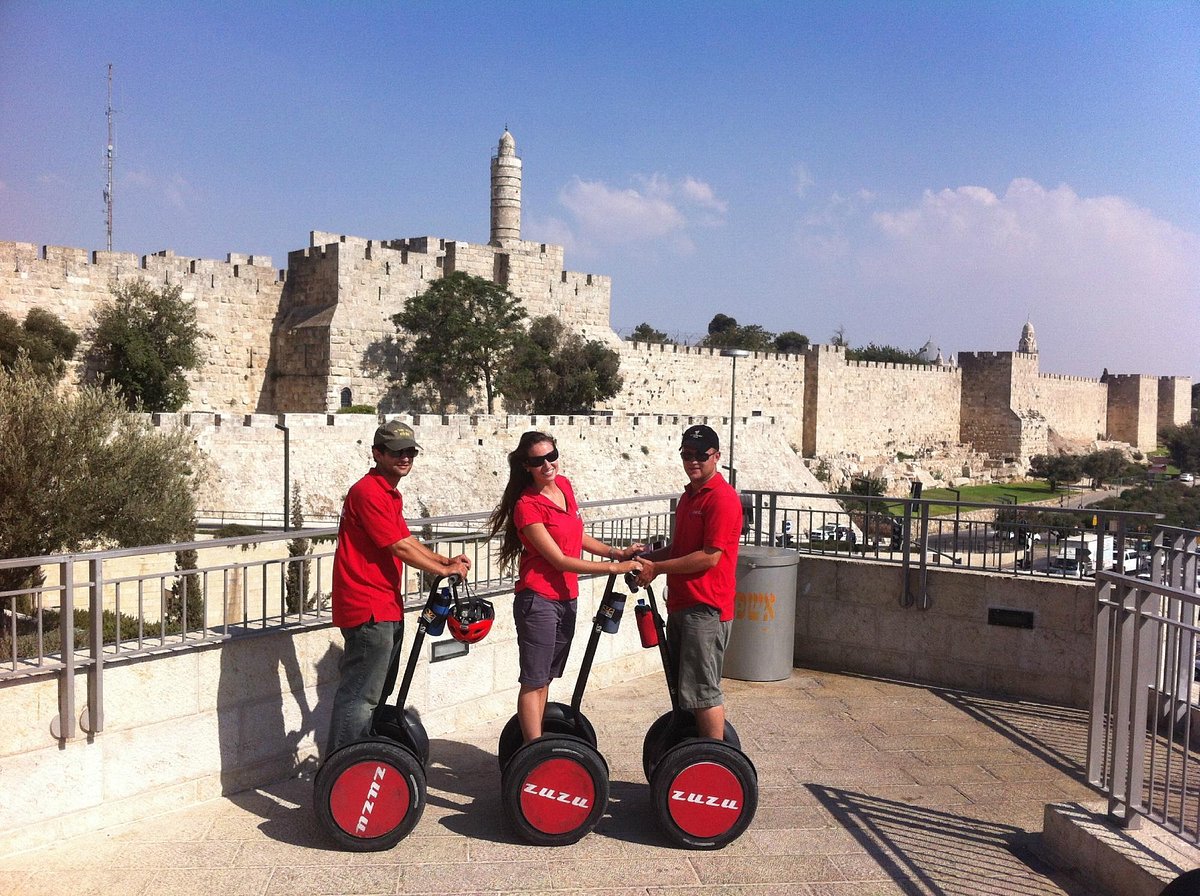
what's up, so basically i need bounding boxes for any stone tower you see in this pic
[1018,320,1038,354]
[490,129,522,246]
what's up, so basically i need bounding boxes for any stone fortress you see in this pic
[0,130,1191,515]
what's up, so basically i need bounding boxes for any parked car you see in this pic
[1179,472,1194,484]
[809,523,857,545]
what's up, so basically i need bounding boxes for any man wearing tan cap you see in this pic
[325,419,471,755]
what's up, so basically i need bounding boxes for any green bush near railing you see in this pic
[0,605,205,663]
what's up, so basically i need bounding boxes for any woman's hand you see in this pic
[614,542,645,561]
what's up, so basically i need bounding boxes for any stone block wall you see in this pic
[803,345,961,457]
[611,342,806,451]
[1158,376,1193,432]
[794,555,1096,707]
[959,352,1048,461]
[0,241,283,412]
[163,411,827,523]
[1030,372,1108,445]
[1107,374,1159,452]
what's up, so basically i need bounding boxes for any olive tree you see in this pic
[392,272,526,413]
[90,279,208,411]
[0,358,202,596]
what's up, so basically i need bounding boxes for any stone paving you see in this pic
[0,668,1103,895]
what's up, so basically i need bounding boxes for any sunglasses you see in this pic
[523,447,560,468]
[382,447,419,460]
[680,449,714,463]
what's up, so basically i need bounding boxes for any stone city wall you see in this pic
[1158,376,1193,432]
[803,345,961,457]
[1107,374,1159,452]
[0,241,282,412]
[610,342,806,451]
[164,411,826,522]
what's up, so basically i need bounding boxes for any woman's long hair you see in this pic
[487,431,556,572]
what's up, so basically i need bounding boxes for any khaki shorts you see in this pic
[666,604,731,711]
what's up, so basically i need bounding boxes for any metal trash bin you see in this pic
[722,545,800,682]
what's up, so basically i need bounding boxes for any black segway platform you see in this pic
[497,574,628,845]
[315,575,474,851]
[629,575,758,849]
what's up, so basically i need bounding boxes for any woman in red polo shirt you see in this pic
[488,431,643,742]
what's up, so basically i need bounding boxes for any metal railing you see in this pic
[1087,525,1200,845]
[0,494,677,741]
[739,489,1161,608]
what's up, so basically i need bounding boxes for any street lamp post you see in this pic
[275,419,290,531]
[719,348,751,488]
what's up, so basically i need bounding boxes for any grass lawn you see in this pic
[920,481,1071,516]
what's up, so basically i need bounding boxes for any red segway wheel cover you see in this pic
[651,739,757,849]
[329,760,412,837]
[501,736,609,846]
[315,740,427,851]
[518,757,597,834]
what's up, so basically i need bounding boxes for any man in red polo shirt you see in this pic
[636,424,742,739]
[325,419,471,756]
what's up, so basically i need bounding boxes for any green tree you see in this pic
[1161,423,1200,474]
[392,271,526,414]
[503,316,623,414]
[285,490,314,615]
[1028,453,1083,491]
[90,280,208,411]
[773,331,809,354]
[1081,448,1135,487]
[699,314,775,352]
[628,322,673,344]
[845,342,927,364]
[0,309,79,381]
[1093,482,1200,530]
[0,358,201,607]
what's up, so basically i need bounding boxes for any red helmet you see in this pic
[448,594,494,644]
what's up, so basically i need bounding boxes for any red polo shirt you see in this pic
[666,471,742,621]
[331,468,413,628]
[514,476,583,601]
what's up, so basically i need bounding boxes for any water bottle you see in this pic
[424,586,452,636]
[599,594,625,634]
[635,599,658,648]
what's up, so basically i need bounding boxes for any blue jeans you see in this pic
[325,619,404,756]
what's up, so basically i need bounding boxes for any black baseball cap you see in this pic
[680,424,719,452]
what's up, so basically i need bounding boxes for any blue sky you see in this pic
[2,1,1197,381]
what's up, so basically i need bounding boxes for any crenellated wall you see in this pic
[0,241,283,412]
[610,342,806,450]
[803,345,961,457]
[161,410,827,522]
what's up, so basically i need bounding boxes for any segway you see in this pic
[496,574,628,845]
[627,574,758,849]
[314,575,494,851]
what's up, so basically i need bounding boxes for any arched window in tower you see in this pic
[340,388,352,408]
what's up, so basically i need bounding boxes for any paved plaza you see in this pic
[0,668,1105,895]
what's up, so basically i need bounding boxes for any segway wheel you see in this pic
[373,706,431,768]
[501,735,609,846]
[314,739,427,851]
[650,739,757,850]
[497,702,598,770]
[641,711,742,781]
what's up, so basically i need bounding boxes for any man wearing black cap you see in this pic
[325,419,471,755]
[636,424,742,739]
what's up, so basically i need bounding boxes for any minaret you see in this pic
[490,129,521,246]
[1018,320,1038,354]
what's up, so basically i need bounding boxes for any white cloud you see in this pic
[793,164,814,198]
[554,174,726,253]
[123,170,199,210]
[798,178,1200,376]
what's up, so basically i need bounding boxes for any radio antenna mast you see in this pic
[104,63,114,252]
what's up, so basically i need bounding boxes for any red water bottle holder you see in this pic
[635,600,658,648]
